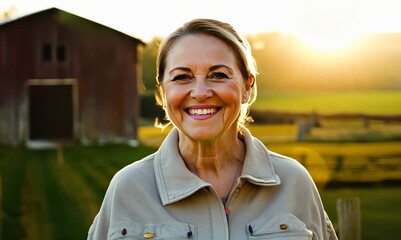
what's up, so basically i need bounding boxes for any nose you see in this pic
[190,78,212,101]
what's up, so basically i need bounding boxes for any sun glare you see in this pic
[295,31,363,51]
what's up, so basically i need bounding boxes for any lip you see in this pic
[184,105,221,120]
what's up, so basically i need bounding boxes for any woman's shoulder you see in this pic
[267,150,312,181]
[268,150,304,167]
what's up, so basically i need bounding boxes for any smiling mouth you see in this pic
[186,108,220,116]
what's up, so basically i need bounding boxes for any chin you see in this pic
[181,127,221,141]
[189,132,217,141]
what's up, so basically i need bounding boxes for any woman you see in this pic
[88,19,338,240]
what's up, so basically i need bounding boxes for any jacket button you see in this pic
[144,232,155,238]
[121,228,127,235]
[280,224,288,230]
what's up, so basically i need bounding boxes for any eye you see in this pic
[172,74,193,81]
[208,72,229,80]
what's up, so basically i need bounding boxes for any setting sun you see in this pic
[294,31,363,51]
[266,0,400,52]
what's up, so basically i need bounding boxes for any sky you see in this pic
[2,0,401,49]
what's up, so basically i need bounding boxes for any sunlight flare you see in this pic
[295,30,363,51]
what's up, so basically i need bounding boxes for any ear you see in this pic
[248,75,255,88]
[244,75,254,98]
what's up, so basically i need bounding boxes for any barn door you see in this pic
[27,79,77,141]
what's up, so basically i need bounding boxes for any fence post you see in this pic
[296,119,311,142]
[336,197,361,240]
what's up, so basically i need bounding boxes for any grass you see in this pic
[1,148,25,239]
[0,145,156,240]
[253,89,401,114]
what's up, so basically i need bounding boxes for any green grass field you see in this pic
[253,89,401,114]
[0,145,156,240]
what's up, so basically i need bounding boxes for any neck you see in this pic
[178,132,245,173]
[178,130,246,198]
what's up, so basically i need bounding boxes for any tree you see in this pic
[141,36,163,93]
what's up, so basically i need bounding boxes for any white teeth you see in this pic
[189,108,217,115]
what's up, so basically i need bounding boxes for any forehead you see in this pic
[165,34,237,70]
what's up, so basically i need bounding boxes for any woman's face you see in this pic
[161,33,250,141]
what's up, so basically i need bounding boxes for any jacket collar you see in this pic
[154,127,281,205]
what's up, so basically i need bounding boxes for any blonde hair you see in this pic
[155,18,258,131]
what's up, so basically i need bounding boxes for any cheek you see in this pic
[217,81,243,106]
[163,85,188,117]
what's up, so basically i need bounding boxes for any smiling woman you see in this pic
[88,18,338,240]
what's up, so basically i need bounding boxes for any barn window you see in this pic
[42,44,52,62]
[57,44,66,62]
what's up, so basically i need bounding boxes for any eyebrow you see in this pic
[168,67,191,75]
[168,65,234,75]
[210,64,234,74]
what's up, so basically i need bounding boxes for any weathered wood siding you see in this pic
[0,8,144,145]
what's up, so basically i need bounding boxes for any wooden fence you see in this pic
[292,152,401,186]
[250,109,401,125]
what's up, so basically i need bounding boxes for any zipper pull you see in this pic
[225,207,230,224]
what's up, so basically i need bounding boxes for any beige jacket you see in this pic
[88,128,338,240]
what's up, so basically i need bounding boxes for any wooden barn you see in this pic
[0,7,145,146]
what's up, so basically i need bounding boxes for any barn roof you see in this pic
[0,7,146,45]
